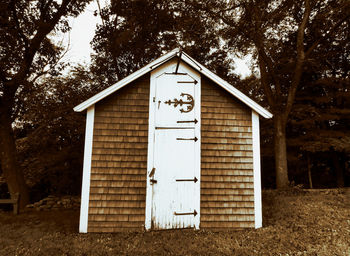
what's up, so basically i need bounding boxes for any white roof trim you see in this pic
[73,48,180,112]
[74,48,272,118]
[181,52,273,118]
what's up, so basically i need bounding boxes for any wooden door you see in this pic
[151,129,197,229]
[146,64,201,230]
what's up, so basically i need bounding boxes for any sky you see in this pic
[60,1,102,66]
[62,1,252,78]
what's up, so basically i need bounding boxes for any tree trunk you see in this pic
[307,153,313,189]
[0,105,29,210]
[331,151,344,188]
[273,114,289,188]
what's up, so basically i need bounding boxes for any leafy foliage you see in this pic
[0,0,92,207]
[15,66,99,199]
[185,0,350,188]
[90,0,238,87]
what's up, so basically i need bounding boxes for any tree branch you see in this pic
[305,10,350,58]
[0,70,9,83]
[251,5,282,99]
[13,0,75,84]
[9,0,29,50]
[183,0,238,27]
[257,54,275,108]
[40,0,54,22]
[30,31,72,84]
[214,3,242,15]
[284,0,311,123]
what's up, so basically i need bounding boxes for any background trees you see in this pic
[90,0,237,86]
[14,66,99,200]
[185,0,350,188]
[0,0,349,206]
[0,0,92,208]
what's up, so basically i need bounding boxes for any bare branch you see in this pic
[30,31,72,84]
[95,0,105,26]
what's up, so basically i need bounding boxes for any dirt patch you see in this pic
[0,189,349,255]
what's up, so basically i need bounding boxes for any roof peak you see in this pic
[73,49,272,119]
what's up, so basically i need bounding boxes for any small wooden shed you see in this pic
[74,49,272,233]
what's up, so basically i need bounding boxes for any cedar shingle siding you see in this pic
[86,74,254,232]
[88,75,150,232]
[200,77,254,229]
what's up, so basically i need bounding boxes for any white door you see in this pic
[146,64,201,230]
[151,129,197,229]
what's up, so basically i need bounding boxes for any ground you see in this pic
[0,189,349,256]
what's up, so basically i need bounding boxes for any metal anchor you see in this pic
[164,93,195,113]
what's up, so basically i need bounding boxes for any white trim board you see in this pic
[252,110,262,229]
[79,105,95,233]
[73,49,272,119]
[74,49,180,112]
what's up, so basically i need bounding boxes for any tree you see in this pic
[187,0,350,188]
[90,0,236,87]
[287,22,350,187]
[0,0,91,208]
[15,66,99,199]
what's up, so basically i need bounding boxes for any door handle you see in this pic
[149,168,157,184]
[149,168,156,177]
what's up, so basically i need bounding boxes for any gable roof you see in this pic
[74,48,272,118]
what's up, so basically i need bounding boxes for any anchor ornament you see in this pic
[164,93,195,113]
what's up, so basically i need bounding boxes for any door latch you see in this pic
[149,168,156,177]
[150,179,157,184]
[149,168,157,185]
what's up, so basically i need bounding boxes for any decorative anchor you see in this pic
[164,93,195,113]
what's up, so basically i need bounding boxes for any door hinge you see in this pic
[176,137,198,142]
[177,79,198,85]
[176,177,198,183]
[177,119,198,124]
[174,209,197,216]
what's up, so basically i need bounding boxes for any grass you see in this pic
[0,189,349,255]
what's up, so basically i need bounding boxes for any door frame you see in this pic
[145,59,201,230]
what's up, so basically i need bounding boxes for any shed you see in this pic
[74,48,272,233]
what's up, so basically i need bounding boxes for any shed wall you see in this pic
[86,73,255,232]
[88,75,150,232]
[200,77,254,229]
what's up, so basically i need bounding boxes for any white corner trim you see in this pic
[193,67,201,230]
[144,70,156,231]
[79,105,95,233]
[252,110,262,229]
